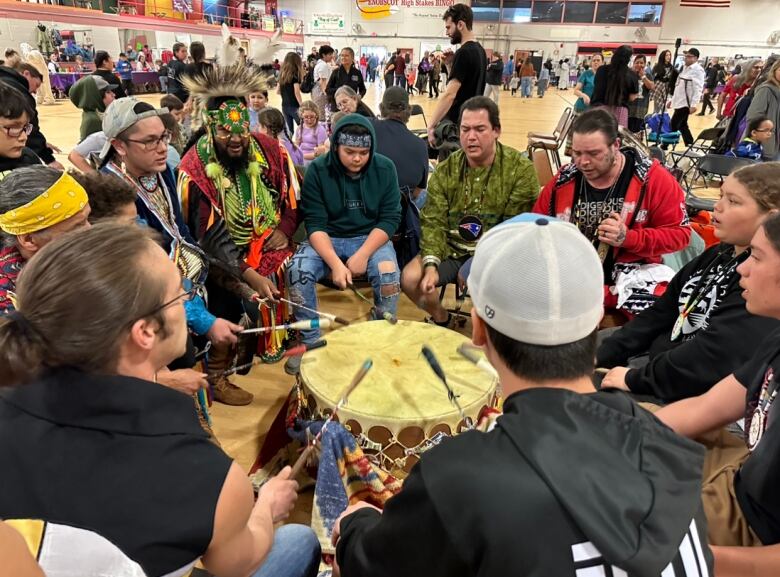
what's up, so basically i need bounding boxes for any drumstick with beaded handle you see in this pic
[278,297,350,326]
[240,318,334,334]
[421,345,473,430]
[456,344,499,379]
[289,358,373,478]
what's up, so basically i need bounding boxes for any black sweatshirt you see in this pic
[0,66,55,164]
[336,389,713,577]
[325,65,366,108]
[597,244,780,401]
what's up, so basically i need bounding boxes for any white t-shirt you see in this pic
[312,59,332,99]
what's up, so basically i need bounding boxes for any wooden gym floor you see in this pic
[37,81,717,524]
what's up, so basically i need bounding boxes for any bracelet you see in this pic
[423,262,438,270]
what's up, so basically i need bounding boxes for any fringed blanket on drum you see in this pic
[310,422,402,552]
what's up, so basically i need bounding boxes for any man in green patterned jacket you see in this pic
[401,96,539,326]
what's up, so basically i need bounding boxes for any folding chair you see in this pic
[531,148,554,189]
[527,111,574,170]
[438,277,470,327]
[668,126,726,192]
[409,104,428,137]
[685,154,756,212]
[528,107,572,142]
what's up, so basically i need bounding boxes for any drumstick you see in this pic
[421,345,472,429]
[289,358,373,478]
[240,317,334,334]
[456,344,499,379]
[278,297,350,326]
[207,340,327,379]
[595,368,610,375]
[348,283,374,306]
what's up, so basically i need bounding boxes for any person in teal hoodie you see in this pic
[285,113,401,373]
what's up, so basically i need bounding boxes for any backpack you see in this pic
[300,67,315,93]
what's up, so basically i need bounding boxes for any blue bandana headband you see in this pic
[337,132,372,148]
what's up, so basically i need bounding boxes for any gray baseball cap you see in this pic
[99,97,168,161]
[92,75,119,93]
[381,86,409,112]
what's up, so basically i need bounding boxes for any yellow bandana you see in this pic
[0,172,88,235]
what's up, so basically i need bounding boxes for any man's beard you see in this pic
[450,29,462,45]
[215,144,249,173]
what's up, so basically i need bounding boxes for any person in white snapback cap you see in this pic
[330,215,713,577]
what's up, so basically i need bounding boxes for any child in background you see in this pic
[256,107,304,167]
[538,66,550,98]
[293,101,328,166]
[726,116,774,161]
[406,67,417,95]
[509,73,520,97]
[160,94,188,153]
[159,113,182,168]
[115,52,133,96]
[248,90,269,132]
[156,59,168,92]
[328,110,346,134]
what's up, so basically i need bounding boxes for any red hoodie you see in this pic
[532,148,690,268]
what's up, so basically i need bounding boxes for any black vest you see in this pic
[0,369,232,576]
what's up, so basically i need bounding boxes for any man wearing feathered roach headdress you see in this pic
[177,62,300,405]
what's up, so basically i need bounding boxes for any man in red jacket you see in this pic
[532,108,690,313]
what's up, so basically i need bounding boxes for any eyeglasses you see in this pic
[132,282,201,325]
[214,129,249,141]
[755,128,775,133]
[124,130,172,151]
[1,123,33,138]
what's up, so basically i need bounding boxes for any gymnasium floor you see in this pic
[36,81,717,524]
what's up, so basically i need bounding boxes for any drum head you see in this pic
[300,320,498,429]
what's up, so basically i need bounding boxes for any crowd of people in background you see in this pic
[2,2,780,576]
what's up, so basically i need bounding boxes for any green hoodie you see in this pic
[302,114,401,239]
[69,76,107,142]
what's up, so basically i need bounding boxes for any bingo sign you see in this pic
[353,0,454,22]
[312,13,346,32]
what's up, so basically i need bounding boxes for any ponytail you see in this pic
[0,311,46,387]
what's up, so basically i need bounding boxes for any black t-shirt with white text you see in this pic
[446,41,487,124]
[734,327,780,544]
[572,150,635,276]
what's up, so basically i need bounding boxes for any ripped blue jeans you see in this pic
[287,237,400,344]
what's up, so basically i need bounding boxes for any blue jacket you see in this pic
[115,59,132,81]
[726,138,763,161]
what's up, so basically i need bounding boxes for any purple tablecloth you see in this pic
[50,71,160,92]
[49,72,88,91]
[132,71,159,85]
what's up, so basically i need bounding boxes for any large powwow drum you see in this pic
[299,320,499,476]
